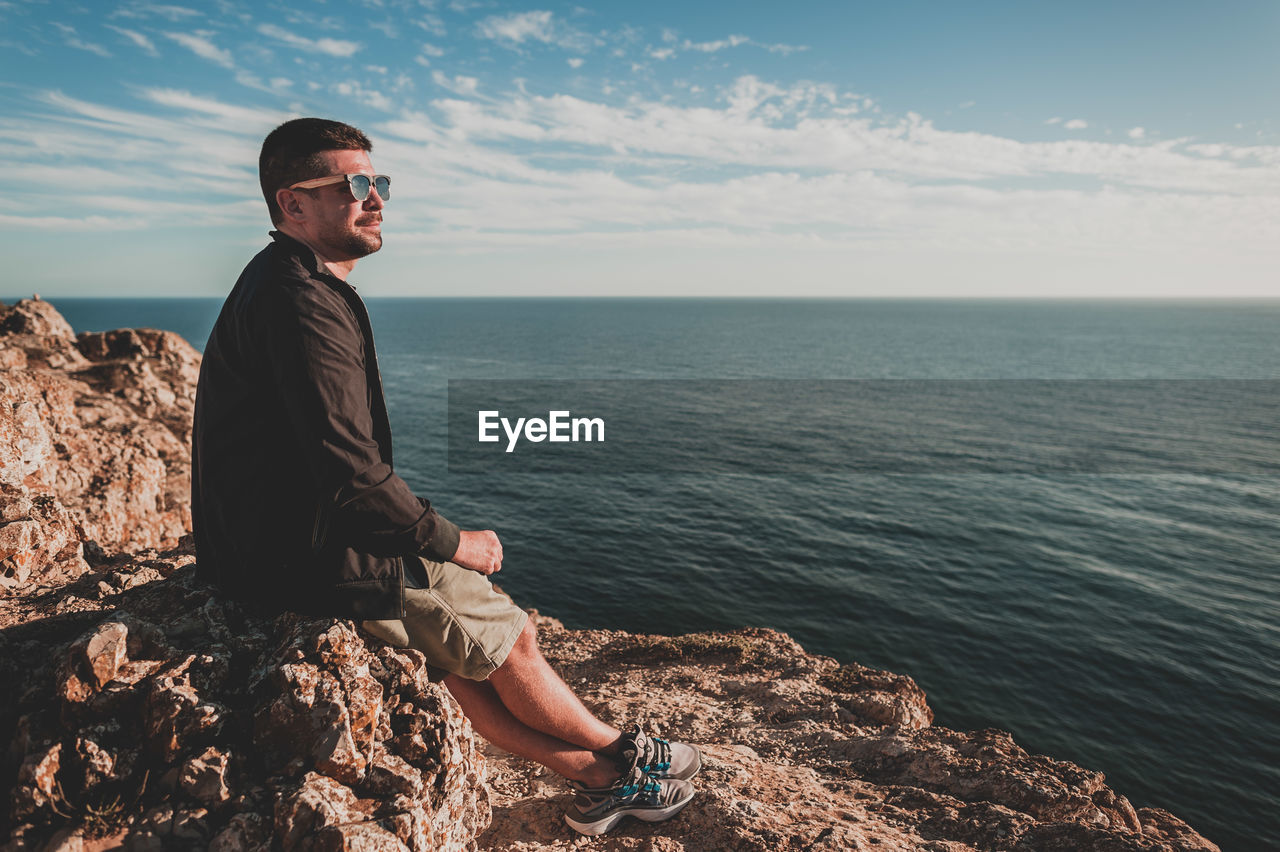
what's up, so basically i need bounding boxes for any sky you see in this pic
[1,0,1278,297]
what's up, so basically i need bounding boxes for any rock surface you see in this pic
[476,619,1219,851]
[1,553,489,851]
[0,298,1221,851]
[0,298,196,593]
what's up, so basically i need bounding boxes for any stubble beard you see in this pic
[323,217,383,260]
[341,229,382,258]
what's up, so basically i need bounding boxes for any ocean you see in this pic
[40,297,1280,852]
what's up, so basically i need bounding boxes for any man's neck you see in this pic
[276,224,357,281]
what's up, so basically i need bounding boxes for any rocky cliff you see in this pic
[0,298,1219,851]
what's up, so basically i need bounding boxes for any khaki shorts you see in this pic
[361,556,528,681]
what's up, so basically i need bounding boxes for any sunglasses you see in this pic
[289,173,391,202]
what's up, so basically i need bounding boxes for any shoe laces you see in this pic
[570,762,663,806]
[625,725,672,774]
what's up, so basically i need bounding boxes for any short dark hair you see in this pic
[259,118,372,225]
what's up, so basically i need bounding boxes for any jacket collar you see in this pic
[269,230,357,289]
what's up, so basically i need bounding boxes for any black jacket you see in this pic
[192,231,459,619]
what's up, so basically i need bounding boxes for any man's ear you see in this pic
[276,188,307,224]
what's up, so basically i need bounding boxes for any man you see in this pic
[192,117,699,836]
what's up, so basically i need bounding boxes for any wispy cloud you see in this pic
[105,24,159,57]
[257,23,361,58]
[1128,127,1145,140]
[760,41,807,55]
[684,34,748,53]
[1063,118,1088,130]
[475,10,595,50]
[163,30,233,68]
[50,23,112,58]
[111,3,202,22]
[137,88,284,130]
[415,41,446,66]
[413,15,447,38]
[649,32,809,60]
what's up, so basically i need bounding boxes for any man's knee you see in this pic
[495,617,539,671]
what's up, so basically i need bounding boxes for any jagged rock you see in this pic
[179,747,231,804]
[74,327,201,447]
[312,822,411,852]
[2,564,489,852]
[0,299,193,591]
[0,298,84,372]
[73,621,129,689]
[0,298,74,341]
[0,492,87,592]
[274,772,366,851]
[11,743,60,822]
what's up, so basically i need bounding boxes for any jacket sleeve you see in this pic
[261,282,460,562]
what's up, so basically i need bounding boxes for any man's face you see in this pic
[297,148,384,261]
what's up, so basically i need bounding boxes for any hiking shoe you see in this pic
[622,725,702,781]
[564,762,695,836]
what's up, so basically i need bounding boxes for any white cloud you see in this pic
[1128,127,1145,140]
[105,24,159,57]
[1045,117,1062,125]
[334,80,394,113]
[420,42,445,57]
[257,23,361,58]
[163,30,234,68]
[567,57,584,69]
[648,47,674,61]
[1063,118,1088,130]
[475,10,595,50]
[431,71,479,96]
[477,10,555,44]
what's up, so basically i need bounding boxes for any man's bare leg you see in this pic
[444,674,620,788]
[485,619,624,755]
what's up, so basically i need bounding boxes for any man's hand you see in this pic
[453,529,503,575]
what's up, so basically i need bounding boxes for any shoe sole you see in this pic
[564,790,696,836]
